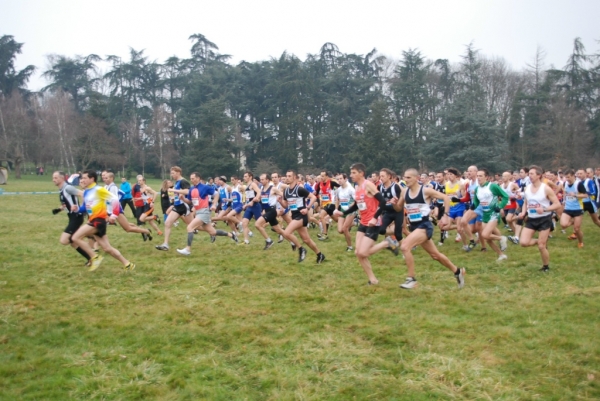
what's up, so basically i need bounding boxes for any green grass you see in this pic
[1,175,599,400]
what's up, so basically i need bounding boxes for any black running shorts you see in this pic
[64,214,84,235]
[525,215,553,232]
[358,224,379,242]
[88,218,107,238]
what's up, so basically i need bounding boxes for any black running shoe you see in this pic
[263,240,274,250]
[540,266,550,272]
[298,247,307,263]
[147,230,153,241]
[142,233,147,241]
[291,242,297,252]
[210,235,216,243]
[316,253,325,264]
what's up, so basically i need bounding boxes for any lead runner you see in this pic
[394,168,466,289]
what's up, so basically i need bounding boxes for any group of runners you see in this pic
[52,163,600,289]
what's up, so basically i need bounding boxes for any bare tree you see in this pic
[535,96,593,168]
[39,90,78,172]
[146,105,177,178]
[0,91,35,178]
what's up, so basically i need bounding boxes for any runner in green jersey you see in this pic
[471,169,510,261]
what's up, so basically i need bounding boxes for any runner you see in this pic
[378,168,404,243]
[119,176,136,218]
[333,163,398,285]
[458,165,484,252]
[559,169,587,248]
[512,167,531,244]
[71,170,135,271]
[254,174,290,250]
[578,168,600,228]
[333,173,356,251]
[280,170,325,263]
[52,171,92,265]
[136,177,161,234]
[439,167,468,248]
[176,172,237,255]
[393,168,466,289]
[500,171,520,235]
[159,179,174,225]
[131,175,146,225]
[272,172,292,242]
[224,176,244,234]
[518,165,561,272]
[471,169,509,261]
[155,166,193,251]
[212,176,232,225]
[101,170,153,240]
[240,171,262,244]
[315,171,340,241]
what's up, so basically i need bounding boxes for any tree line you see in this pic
[1,34,599,179]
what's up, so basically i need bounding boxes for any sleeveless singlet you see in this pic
[404,185,430,224]
[355,181,379,226]
[524,183,551,219]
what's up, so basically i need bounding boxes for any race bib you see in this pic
[340,198,349,211]
[408,212,422,222]
[357,201,366,211]
[321,195,330,202]
[481,201,490,212]
[566,195,576,202]
[192,199,199,206]
[528,201,540,214]
[261,196,269,204]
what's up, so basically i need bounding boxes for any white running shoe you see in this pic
[455,233,462,242]
[400,277,418,289]
[177,248,191,256]
[497,254,508,262]
[248,231,253,237]
[500,236,508,252]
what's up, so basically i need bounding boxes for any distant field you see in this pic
[1,174,599,400]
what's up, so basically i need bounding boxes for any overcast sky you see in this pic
[2,0,599,91]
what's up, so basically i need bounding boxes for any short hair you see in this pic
[170,166,182,174]
[447,167,460,177]
[231,175,238,181]
[520,167,530,173]
[260,173,268,180]
[479,168,490,177]
[529,165,543,176]
[54,171,66,178]
[350,163,367,174]
[286,170,298,178]
[271,172,279,178]
[191,172,202,180]
[338,173,348,179]
[404,168,419,177]
[83,169,98,182]
[565,169,576,176]
[244,171,254,179]
[380,168,395,178]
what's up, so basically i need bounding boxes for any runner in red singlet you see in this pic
[333,163,399,285]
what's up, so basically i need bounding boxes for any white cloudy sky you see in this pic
[2,0,599,91]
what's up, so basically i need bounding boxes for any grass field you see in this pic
[1,175,599,400]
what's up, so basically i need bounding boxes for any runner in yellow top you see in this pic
[71,170,136,272]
